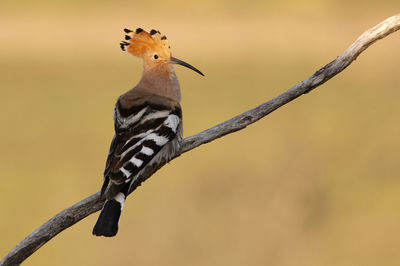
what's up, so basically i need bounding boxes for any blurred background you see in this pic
[1,1,400,265]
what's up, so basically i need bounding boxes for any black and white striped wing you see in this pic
[105,102,182,186]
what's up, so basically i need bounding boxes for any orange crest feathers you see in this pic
[120,28,171,59]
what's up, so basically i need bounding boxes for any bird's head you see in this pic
[121,28,203,76]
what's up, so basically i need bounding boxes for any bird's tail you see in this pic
[93,192,126,237]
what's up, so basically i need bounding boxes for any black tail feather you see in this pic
[93,199,123,237]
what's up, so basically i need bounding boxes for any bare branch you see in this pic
[2,14,400,266]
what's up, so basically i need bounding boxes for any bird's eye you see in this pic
[154,54,159,59]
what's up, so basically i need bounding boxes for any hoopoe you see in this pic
[92,28,203,237]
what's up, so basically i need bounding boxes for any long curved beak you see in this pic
[170,57,204,76]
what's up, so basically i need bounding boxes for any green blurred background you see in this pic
[1,1,400,265]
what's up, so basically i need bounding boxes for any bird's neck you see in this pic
[137,64,181,102]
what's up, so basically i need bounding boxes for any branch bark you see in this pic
[2,14,400,266]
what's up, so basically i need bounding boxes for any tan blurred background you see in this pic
[1,1,400,265]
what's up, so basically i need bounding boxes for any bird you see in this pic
[92,28,204,237]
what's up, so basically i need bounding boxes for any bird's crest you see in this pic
[120,28,171,59]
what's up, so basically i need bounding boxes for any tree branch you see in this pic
[2,14,400,266]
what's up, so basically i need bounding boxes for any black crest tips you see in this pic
[150,29,157,35]
[161,35,167,40]
[120,41,129,51]
[120,42,126,51]
[124,28,132,33]
[124,35,131,40]
[135,28,143,34]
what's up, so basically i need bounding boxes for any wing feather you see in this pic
[104,96,182,187]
